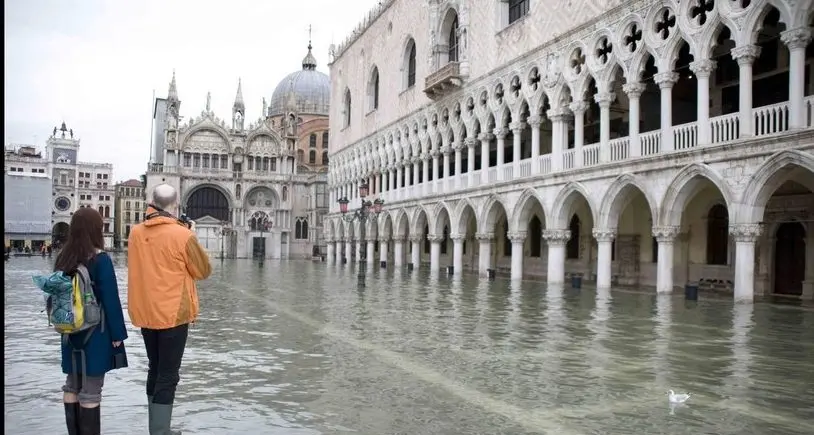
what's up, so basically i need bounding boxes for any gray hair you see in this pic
[152,184,178,210]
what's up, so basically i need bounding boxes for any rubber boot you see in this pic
[78,406,101,435]
[64,402,80,435]
[148,402,181,435]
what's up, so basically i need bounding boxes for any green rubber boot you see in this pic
[148,399,181,435]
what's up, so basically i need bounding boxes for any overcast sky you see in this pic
[4,0,378,182]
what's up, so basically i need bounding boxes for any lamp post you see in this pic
[220,221,228,262]
[338,182,384,286]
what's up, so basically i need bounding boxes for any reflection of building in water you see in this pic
[5,125,116,248]
[146,40,329,259]
[325,0,814,302]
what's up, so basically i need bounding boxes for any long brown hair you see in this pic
[54,207,105,272]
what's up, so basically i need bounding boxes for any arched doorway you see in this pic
[52,222,70,246]
[185,187,229,221]
[774,222,806,296]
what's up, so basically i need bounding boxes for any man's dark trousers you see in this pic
[142,323,189,405]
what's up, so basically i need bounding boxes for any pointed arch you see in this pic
[453,198,477,236]
[325,219,336,240]
[410,205,430,237]
[659,163,734,227]
[337,219,346,239]
[430,201,453,235]
[551,182,598,229]
[511,188,548,232]
[739,150,814,223]
[598,174,659,229]
[394,208,410,239]
[478,194,510,234]
[379,212,394,239]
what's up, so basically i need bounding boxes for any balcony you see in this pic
[332,96,814,212]
[424,62,463,100]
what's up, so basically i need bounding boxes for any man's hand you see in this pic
[189,220,196,231]
[112,341,122,347]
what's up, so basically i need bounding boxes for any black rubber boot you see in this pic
[78,406,101,435]
[64,402,80,435]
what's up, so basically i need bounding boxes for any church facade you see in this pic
[146,44,330,259]
[325,0,814,302]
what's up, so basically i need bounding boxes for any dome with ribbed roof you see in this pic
[269,43,330,117]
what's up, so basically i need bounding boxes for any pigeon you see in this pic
[668,390,691,404]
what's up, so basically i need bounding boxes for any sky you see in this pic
[4,0,379,182]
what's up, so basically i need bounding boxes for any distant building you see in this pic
[3,171,51,252]
[146,40,330,259]
[113,179,146,249]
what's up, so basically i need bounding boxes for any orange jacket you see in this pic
[127,207,212,329]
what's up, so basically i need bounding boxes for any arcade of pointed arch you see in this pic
[328,0,812,183]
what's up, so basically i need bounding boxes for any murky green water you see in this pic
[5,255,814,434]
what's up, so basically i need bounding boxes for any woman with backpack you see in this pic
[53,208,129,435]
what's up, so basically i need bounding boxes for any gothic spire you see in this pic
[233,78,245,112]
[302,25,317,71]
[168,69,178,101]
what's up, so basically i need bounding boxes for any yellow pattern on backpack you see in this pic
[65,274,85,333]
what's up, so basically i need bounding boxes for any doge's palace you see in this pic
[325,0,814,302]
[147,41,330,259]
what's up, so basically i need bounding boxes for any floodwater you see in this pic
[5,255,814,434]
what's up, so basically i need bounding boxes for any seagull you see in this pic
[668,390,691,404]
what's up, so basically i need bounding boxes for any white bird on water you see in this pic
[668,390,691,404]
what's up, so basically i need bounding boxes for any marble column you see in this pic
[396,165,403,191]
[528,116,542,173]
[335,238,343,263]
[366,238,375,266]
[730,224,763,302]
[623,82,645,157]
[412,157,421,187]
[379,237,389,267]
[326,240,335,265]
[431,150,440,185]
[508,231,527,280]
[451,234,465,275]
[454,142,463,184]
[476,232,494,278]
[544,229,571,285]
[510,121,525,165]
[731,45,761,138]
[479,133,493,183]
[653,226,679,294]
[593,228,616,289]
[781,28,812,129]
[422,154,430,192]
[428,234,443,271]
[442,146,452,179]
[410,235,422,270]
[494,128,507,179]
[595,91,615,162]
[393,236,405,267]
[655,72,679,152]
[690,59,716,145]
[344,238,352,264]
[465,138,477,184]
[549,107,571,170]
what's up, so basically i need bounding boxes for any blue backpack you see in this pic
[33,263,104,337]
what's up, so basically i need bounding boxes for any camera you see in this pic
[178,214,193,229]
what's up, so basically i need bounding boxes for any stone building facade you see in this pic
[146,43,330,259]
[325,0,814,302]
[113,178,145,249]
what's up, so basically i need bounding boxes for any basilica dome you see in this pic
[269,44,330,117]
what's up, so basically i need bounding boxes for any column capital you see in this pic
[509,121,527,134]
[440,145,453,155]
[411,156,422,164]
[478,132,495,142]
[527,115,543,127]
[464,137,478,148]
[493,128,509,139]
[400,159,411,167]
[427,234,444,243]
[421,152,432,161]
[377,235,391,243]
[567,101,589,115]
[592,228,617,242]
[543,229,571,245]
[622,82,647,98]
[781,27,812,51]
[343,236,352,243]
[324,236,334,243]
[593,91,616,107]
[392,234,406,242]
[652,225,680,243]
[408,234,424,243]
[689,59,717,78]
[431,149,441,158]
[507,231,527,243]
[729,223,764,243]
[731,44,762,66]
[654,72,679,88]
[450,234,466,242]
[548,106,572,121]
[452,141,466,151]
[475,232,494,241]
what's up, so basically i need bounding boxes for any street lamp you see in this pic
[220,221,229,261]
[337,182,384,286]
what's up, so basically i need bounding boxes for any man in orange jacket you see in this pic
[128,184,212,435]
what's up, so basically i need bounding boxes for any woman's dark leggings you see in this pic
[142,324,189,405]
